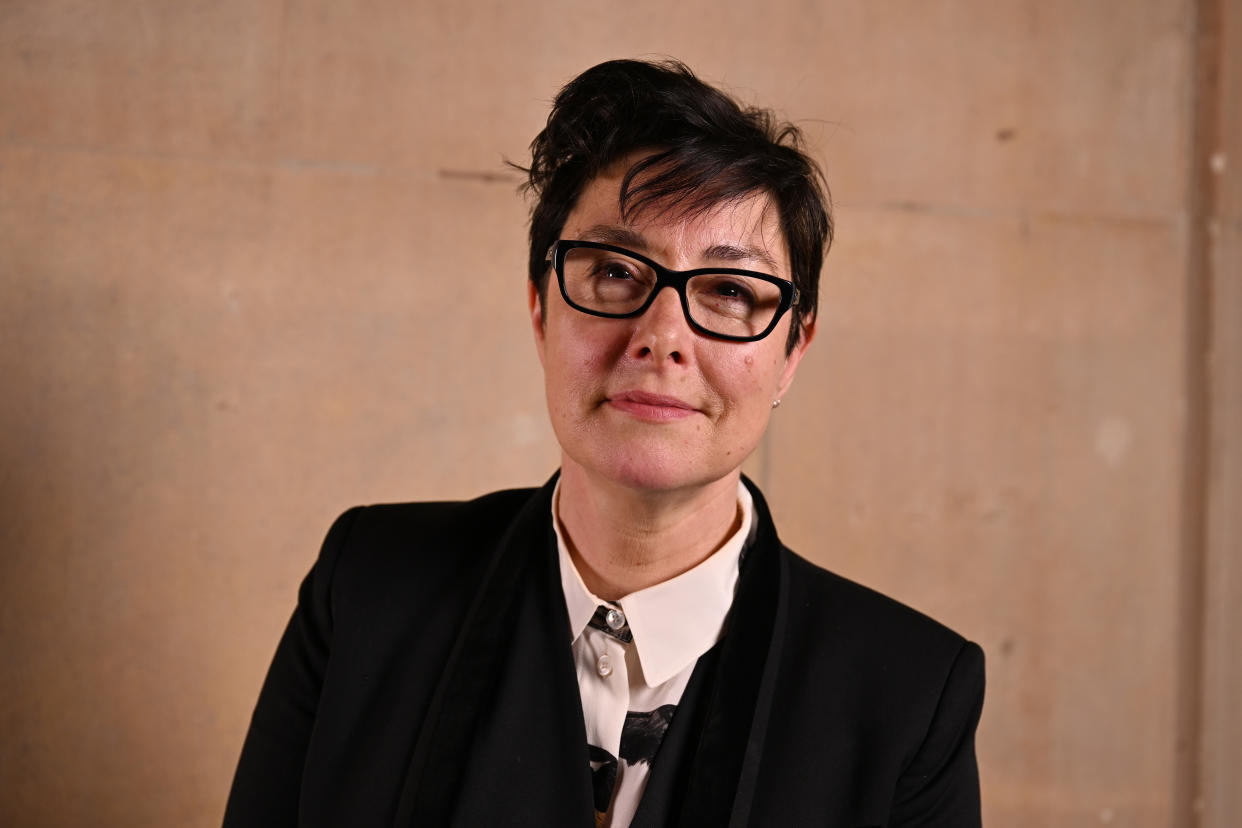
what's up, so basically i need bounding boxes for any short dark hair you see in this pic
[519,58,832,352]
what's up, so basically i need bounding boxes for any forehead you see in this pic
[564,160,789,276]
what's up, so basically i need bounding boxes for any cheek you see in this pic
[544,320,623,408]
[725,349,782,402]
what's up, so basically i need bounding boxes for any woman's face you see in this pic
[530,160,814,495]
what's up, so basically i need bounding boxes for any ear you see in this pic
[776,317,816,400]
[529,279,547,368]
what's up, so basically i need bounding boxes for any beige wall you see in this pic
[0,1,1236,825]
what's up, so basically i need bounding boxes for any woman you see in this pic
[224,59,984,828]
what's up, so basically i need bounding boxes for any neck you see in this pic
[556,459,743,601]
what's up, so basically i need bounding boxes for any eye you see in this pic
[596,260,640,281]
[708,278,756,304]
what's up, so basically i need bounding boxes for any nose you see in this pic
[630,286,691,364]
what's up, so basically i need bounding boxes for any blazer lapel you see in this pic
[397,476,595,827]
[628,643,721,827]
[634,477,789,828]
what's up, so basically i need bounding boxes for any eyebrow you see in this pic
[577,224,780,273]
[701,243,779,272]
[579,224,648,250]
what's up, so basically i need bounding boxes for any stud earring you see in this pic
[772,399,782,409]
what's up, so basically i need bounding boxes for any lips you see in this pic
[606,390,699,421]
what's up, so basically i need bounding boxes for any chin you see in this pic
[582,442,735,494]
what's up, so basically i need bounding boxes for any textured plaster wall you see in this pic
[0,1,1235,826]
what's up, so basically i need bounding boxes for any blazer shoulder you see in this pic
[345,486,540,548]
[779,550,985,731]
[317,486,546,611]
[783,549,974,657]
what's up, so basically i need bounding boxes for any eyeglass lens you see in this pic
[560,246,785,339]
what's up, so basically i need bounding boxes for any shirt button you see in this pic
[605,608,625,631]
[596,652,613,677]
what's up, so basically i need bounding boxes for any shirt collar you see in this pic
[553,479,753,688]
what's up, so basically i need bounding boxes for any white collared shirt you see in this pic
[553,481,753,828]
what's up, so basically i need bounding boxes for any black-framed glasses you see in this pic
[546,240,799,342]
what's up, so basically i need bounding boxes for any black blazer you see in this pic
[224,476,984,827]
